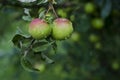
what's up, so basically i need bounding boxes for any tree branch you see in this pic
[0,0,46,8]
[0,0,76,9]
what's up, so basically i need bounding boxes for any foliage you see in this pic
[0,0,120,80]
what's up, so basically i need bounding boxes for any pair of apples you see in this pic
[29,18,73,40]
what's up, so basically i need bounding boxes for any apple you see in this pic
[89,34,100,43]
[92,18,104,29]
[70,32,80,42]
[84,2,95,14]
[29,18,51,39]
[112,61,119,70]
[52,18,74,40]
[95,42,102,49]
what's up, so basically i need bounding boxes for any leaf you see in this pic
[16,27,23,34]
[18,0,37,3]
[32,40,54,52]
[38,10,46,19]
[51,41,57,54]
[41,53,54,64]
[52,0,57,4]
[12,25,32,48]
[22,15,32,21]
[12,34,25,48]
[21,57,40,72]
[12,33,31,48]
[45,14,54,23]
[101,0,112,19]
[22,8,32,21]
[37,0,48,5]
[24,8,31,15]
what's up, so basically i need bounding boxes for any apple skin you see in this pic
[52,18,74,40]
[29,18,51,39]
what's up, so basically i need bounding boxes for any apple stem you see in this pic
[43,5,51,19]
[44,1,58,19]
[49,2,58,18]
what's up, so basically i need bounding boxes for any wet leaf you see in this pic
[21,57,40,72]
[12,33,31,48]
[32,40,54,52]
[24,8,31,15]
[41,53,54,64]
[39,10,46,19]
[22,15,32,21]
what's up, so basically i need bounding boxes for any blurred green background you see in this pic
[0,0,120,80]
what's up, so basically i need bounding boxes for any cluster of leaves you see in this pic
[12,0,58,72]
[0,0,120,79]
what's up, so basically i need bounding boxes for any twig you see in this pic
[49,2,58,18]
[46,5,51,14]
[0,0,77,9]
[23,39,35,57]
[43,3,52,19]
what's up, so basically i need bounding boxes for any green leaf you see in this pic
[12,26,32,48]
[45,14,54,23]
[22,15,32,21]
[41,53,54,64]
[51,41,57,54]
[12,33,31,48]
[32,40,54,52]
[38,10,46,19]
[21,57,40,72]
[52,0,57,4]
[37,0,48,5]
[12,34,25,48]
[16,27,23,34]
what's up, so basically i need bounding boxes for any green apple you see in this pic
[70,32,80,42]
[92,18,104,29]
[84,2,95,14]
[29,18,51,39]
[112,61,119,70]
[89,34,100,43]
[95,42,102,49]
[34,63,45,72]
[52,18,74,40]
